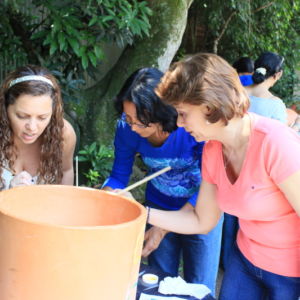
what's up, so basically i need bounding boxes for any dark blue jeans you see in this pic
[220,243,300,300]
[146,201,223,297]
[221,213,239,270]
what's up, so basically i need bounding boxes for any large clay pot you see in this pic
[0,185,146,300]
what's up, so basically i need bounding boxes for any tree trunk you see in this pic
[77,0,194,146]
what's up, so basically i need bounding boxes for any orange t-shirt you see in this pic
[202,113,300,277]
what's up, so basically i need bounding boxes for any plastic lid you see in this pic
[142,273,159,285]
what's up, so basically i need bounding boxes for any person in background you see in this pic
[146,53,300,300]
[234,53,300,134]
[102,67,223,295]
[0,65,76,190]
[245,51,287,123]
[233,57,254,86]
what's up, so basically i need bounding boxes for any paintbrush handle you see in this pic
[117,166,171,195]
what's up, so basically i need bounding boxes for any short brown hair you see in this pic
[157,53,250,125]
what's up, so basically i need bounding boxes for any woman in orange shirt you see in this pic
[146,53,300,299]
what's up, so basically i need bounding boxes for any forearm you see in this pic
[154,202,193,235]
[148,180,222,234]
[61,119,76,186]
[148,207,215,235]
[61,168,74,185]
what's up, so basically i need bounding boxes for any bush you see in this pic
[77,142,114,187]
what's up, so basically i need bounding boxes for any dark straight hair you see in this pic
[114,67,178,132]
[233,57,254,74]
[252,51,284,84]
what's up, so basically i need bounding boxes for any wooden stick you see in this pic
[116,166,171,195]
[75,156,79,187]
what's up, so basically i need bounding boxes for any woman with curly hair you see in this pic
[0,65,76,190]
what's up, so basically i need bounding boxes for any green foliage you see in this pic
[211,0,300,102]
[183,0,300,103]
[0,0,152,77]
[77,142,114,187]
[0,1,29,70]
[51,70,85,104]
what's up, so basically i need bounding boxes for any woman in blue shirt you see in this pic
[102,68,222,295]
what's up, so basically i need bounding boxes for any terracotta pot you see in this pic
[0,185,146,300]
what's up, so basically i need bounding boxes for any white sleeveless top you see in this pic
[2,168,38,190]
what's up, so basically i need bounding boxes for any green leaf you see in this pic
[42,35,52,46]
[88,51,97,67]
[77,156,89,162]
[52,19,61,33]
[106,7,116,16]
[94,45,104,59]
[49,41,58,55]
[81,55,89,69]
[65,24,78,36]
[58,31,66,51]
[102,15,115,23]
[67,37,80,54]
[89,142,97,153]
[31,30,47,40]
[88,16,98,27]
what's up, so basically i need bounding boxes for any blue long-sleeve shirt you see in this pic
[103,120,204,210]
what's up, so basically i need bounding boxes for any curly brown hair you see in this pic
[0,65,64,190]
[156,53,250,125]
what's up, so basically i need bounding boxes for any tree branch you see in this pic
[212,1,275,54]
[30,18,47,35]
[253,2,274,13]
[213,10,236,54]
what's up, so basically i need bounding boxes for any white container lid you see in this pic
[142,273,159,286]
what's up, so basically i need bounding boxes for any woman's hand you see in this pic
[142,226,169,257]
[9,171,34,188]
[102,186,135,199]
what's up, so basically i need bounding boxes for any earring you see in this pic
[206,120,210,125]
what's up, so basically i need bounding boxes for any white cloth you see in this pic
[139,294,183,300]
[158,276,211,299]
[2,168,14,190]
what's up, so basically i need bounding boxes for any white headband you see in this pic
[9,75,54,88]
